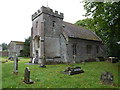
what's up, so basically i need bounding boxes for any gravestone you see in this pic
[62,66,84,75]
[13,54,18,75]
[23,67,34,84]
[100,72,114,85]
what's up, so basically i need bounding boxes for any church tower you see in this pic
[31,6,64,64]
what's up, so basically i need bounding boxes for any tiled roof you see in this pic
[63,22,102,41]
[11,41,24,45]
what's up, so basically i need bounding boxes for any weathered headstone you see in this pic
[23,67,34,84]
[100,72,114,85]
[13,54,18,75]
[62,66,84,75]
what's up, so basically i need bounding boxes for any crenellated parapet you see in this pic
[32,6,64,21]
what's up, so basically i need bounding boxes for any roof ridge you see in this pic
[63,21,102,41]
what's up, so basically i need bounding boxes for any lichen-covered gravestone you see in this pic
[13,54,18,75]
[100,72,114,85]
[23,67,34,84]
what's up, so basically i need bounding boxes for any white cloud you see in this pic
[0,0,86,44]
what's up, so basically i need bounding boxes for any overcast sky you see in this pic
[0,0,86,44]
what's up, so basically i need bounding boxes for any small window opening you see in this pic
[36,21,38,28]
[73,44,77,55]
[87,45,92,54]
[53,21,56,27]
[96,45,99,53]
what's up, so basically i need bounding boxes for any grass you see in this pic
[1,57,119,88]
[0,57,8,62]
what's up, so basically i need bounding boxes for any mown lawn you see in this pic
[1,57,119,88]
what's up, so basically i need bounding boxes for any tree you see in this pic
[22,36,32,57]
[75,18,95,32]
[2,43,8,51]
[83,1,120,58]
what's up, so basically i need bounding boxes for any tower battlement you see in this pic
[32,6,64,21]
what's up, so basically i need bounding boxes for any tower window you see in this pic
[36,21,38,28]
[53,21,56,27]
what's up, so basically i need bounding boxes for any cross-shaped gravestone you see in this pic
[13,54,18,75]
[23,67,34,84]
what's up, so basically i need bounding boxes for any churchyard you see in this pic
[1,57,119,88]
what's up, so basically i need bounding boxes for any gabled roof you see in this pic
[63,22,102,41]
[10,41,24,45]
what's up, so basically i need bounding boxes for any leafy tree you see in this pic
[2,43,8,51]
[22,36,32,57]
[75,18,95,32]
[83,1,120,58]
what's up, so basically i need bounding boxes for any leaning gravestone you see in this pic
[23,67,34,84]
[13,54,18,75]
[100,72,114,85]
[62,66,84,75]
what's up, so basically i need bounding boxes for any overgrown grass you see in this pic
[2,58,119,88]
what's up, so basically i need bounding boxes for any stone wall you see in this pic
[0,51,8,56]
[67,38,106,63]
[31,6,64,64]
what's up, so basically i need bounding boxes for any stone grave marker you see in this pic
[62,66,84,75]
[23,67,34,84]
[13,54,18,75]
[100,72,114,85]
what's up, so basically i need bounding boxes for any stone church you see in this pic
[30,6,106,64]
